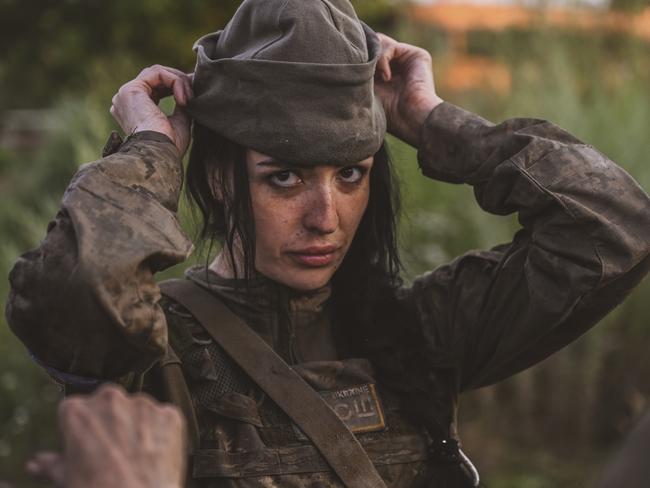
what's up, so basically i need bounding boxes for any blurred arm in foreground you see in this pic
[26,384,186,488]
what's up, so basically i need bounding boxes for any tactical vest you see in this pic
[149,290,478,487]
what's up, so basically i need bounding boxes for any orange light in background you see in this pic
[408,3,650,93]
[409,3,650,39]
[440,56,512,94]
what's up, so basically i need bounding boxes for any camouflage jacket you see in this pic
[6,102,650,487]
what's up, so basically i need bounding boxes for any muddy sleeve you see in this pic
[404,102,650,391]
[5,131,193,380]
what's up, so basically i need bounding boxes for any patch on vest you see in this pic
[294,384,386,440]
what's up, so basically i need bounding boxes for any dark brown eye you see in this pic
[269,170,301,187]
[339,166,364,183]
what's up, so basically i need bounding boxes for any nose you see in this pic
[302,184,339,235]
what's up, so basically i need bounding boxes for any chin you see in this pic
[267,267,334,292]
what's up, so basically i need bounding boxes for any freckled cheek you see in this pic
[251,191,304,257]
[339,186,370,237]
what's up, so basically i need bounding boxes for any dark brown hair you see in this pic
[185,122,403,356]
[186,122,401,288]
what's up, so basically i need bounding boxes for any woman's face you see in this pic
[246,149,374,291]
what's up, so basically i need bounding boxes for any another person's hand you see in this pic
[110,65,193,157]
[27,384,186,488]
[374,33,443,147]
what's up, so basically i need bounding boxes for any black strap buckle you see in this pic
[428,438,462,465]
[429,439,481,487]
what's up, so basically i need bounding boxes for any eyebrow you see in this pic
[256,159,371,169]
[256,160,313,169]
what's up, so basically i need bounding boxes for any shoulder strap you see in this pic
[159,279,387,488]
[156,344,201,454]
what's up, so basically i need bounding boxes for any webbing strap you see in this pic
[159,279,387,488]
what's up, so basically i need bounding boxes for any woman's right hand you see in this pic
[110,65,193,157]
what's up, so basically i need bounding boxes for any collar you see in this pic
[184,265,335,363]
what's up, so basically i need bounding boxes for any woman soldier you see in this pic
[6,0,650,486]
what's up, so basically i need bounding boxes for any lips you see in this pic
[287,245,340,267]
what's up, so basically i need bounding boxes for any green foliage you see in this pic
[0,0,403,110]
[610,0,650,12]
[0,0,242,109]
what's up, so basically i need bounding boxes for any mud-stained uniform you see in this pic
[7,103,650,486]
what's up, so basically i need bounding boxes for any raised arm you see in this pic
[374,33,650,391]
[5,66,194,380]
[410,103,650,390]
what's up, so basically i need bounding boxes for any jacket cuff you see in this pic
[31,351,144,395]
[417,102,495,184]
[102,130,176,158]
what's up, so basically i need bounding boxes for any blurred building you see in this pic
[407,0,650,93]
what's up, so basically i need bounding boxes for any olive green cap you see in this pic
[186,0,386,165]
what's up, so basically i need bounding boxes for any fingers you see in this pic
[375,32,433,83]
[52,385,187,488]
[62,384,184,435]
[157,66,194,89]
[26,451,66,486]
[169,105,191,151]
[110,65,192,119]
[58,384,128,431]
[376,32,396,82]
[136,65,193,106]
[109,65,192,151]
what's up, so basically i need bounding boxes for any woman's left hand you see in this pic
[374,33,443,147]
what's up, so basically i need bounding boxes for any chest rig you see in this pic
[152,278,478,487]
